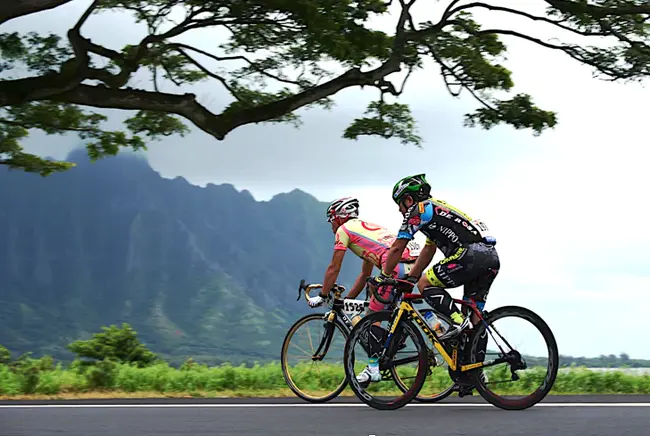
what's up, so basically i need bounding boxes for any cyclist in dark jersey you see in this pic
[370,174,500,388]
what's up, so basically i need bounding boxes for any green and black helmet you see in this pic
[391,174,431,205]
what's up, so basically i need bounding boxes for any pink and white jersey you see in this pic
[334,218,419,268]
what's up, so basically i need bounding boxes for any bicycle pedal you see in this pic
[455,383,475,397]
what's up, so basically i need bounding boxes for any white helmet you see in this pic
[326,197,359,222]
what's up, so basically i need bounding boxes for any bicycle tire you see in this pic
[469,305,559,410]
[280,313,349,403]
[391,308,456,403]
[343,310,429,410]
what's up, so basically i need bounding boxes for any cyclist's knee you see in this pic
[416,274,430,293]
[367,295,385,313]
[424,267,446,288]
[463,295,486,310]
[465,268,499,309]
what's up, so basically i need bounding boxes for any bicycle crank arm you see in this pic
[476,353,520,371]
[391,355,420,367]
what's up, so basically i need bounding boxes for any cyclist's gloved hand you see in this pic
[308,294,326,307]
[404,275,418,286]
[369,271,392,288]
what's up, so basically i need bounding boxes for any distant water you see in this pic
[559,367,650,375]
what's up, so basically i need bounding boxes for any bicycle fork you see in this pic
[310,311,337,361]
[377,305,407,361]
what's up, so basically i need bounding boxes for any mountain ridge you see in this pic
[0,148,362,364]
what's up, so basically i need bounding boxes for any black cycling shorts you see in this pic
[424,241,500,307]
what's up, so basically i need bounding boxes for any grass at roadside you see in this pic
[1,361,649,400]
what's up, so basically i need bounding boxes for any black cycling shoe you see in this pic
[397,335,408,350]
[456,383,475,397]
[454,372,488,397]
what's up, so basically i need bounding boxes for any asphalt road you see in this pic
[1,396,649,436]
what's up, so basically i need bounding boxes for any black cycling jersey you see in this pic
[396,198,494,257]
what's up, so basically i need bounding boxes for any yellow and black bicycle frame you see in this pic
[388,300,486,372]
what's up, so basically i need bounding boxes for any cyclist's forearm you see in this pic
[347,271,369,298]
[321,263,340,297]
[409,244,436,277]
[382,240,407,275]
[347,260,373,299]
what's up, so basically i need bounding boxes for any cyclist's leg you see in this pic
[460,243,500,366]
[423,243,499,392]
[357,262,413,384]
[450,242,500,394]
[420,246,474,332]
[367,261,411,313]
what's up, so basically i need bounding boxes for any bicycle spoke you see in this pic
[305,324,316,353]
[289,341,312,357]
[281,314,349,403]
[468,306,559,410]
[344,309,429,410]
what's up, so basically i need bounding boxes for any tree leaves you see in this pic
[0,344,9,364]
[344,100,421,145]
[464,94,558,136]
[0,102,187,175]
[432,13,514,92]
[1,0,649,174]
[0,31,72,74]
[67,323,158,368]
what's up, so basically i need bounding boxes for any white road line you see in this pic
[0,403,649,409]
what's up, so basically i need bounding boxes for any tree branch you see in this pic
[81,39,123,62]
[166,43,307,87]
[426,43,483,103]
[173,49,243,100]
[72,0,99,32]
[544,0,650,18]
[67,0,101,63]
[47,84,229,138]
[397,66,413,94]
[35,0,422,143]
[212,0,423,134]
[0,116,96,133]
[446,19,647,81]
[2,1,104,104]
[152,65,160,92]
[448,2,609,37]
[446,21,570,51]
[0,0,73,25]
[84,16,284,90]
[38,0,438,141]
[439,0,464,23]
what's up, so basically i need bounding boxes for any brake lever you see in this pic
[297,279,306,301]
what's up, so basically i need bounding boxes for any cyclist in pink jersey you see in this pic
[307,197,421,312]
[307,196,422,385]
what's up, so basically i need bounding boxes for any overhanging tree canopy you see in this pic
[1,0,649,175]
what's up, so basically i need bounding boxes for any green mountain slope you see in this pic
[0,149,363,364]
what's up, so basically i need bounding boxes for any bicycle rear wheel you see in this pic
[281,313,349,403]
[469,305,559,410]
[344,310,429,410]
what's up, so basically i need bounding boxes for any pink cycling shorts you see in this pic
[368,261,414,312]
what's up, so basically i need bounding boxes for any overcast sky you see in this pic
[8,1,650,359]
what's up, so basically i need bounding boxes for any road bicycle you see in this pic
[280,278,442,403]
[343,277,559,411]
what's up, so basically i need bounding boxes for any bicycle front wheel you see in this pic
[281,313,349,403]
[391,309,456,403]
[344,310,429,410]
